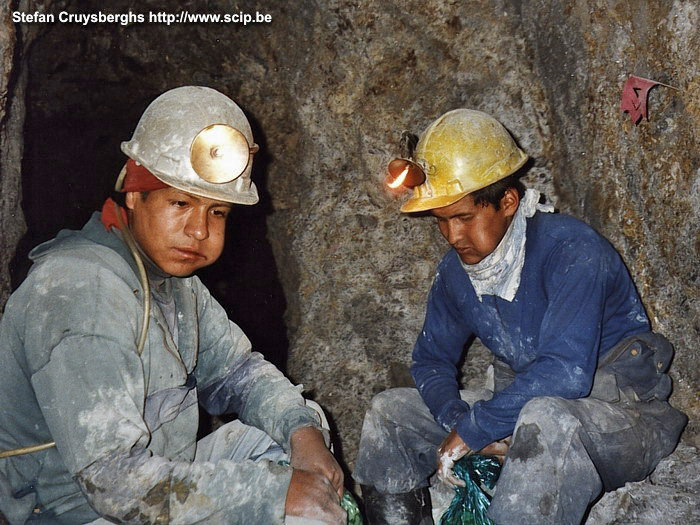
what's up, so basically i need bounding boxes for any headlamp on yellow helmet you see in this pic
[385,109,528,213]
[385,158,426,190]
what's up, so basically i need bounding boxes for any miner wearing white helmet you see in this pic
[353,109,686,524]
[0,86,346,524]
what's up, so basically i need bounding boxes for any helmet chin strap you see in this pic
[115,201,151,356]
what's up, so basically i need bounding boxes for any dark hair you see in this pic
[111,191,150,207]
[470,173,526,210]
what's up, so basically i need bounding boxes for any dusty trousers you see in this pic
[85,400,332,525]
[353,386,686,525]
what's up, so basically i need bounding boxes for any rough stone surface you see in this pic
[520,0,700,449]
[0,0,59,310]
[586,443,700,524]
[0,2,24,310]
[263,0,556,471]
[2,0,698,519]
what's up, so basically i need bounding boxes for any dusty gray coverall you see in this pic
[0,213,324,524]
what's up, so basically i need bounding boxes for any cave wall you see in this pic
[0,2,25,309]
[3,0,698,474]
[520,0,700,445]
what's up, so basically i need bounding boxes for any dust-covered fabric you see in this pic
[0,212,321,524]
[355,209,687,524]
[411,211,651,451]
[488,392,686,525]
[460,188,553,302]
[353,377,686,525]
[354,388,492,494]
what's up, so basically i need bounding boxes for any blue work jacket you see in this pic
[412,212,650,451]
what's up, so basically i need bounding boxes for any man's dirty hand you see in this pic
[479,435,511,465]
[285,469,346,524]
[437,429,471,487]
[286,426,346,523]
[290,426,344,497]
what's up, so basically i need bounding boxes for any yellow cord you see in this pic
[114,201,151,355]
[0,442,56,459]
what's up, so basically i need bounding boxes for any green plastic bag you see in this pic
[341,489,364,525]
[439,454,501,525]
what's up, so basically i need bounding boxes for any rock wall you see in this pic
[260,0,700,465]
[268,0,557,466]
[520,0,700,447]
[6,0,699,495]
[0,0,58,311]
[0,2,25,310]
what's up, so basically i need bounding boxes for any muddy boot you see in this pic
[361,485,433,525]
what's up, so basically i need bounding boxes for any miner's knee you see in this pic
[367,387,418,420]
[518,396,573,426]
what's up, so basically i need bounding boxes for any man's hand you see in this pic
[285,469,346,525]
[479,435,511,465]
[437,431,512,487]
[289,426,344,496]
[285,426,346,524]
[437,429,471,487]
[437,429,512,487]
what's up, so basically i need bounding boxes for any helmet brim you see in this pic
[400,192,468,213]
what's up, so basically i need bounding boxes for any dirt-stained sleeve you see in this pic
[191,276,322,450]
[75,447,292,524]
[26,257,293,523]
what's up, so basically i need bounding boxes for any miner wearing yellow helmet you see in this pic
[0,87,346,524]
[354,109,686,524]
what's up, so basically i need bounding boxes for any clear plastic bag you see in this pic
[439,454,501,525]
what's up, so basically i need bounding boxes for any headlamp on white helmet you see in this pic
[120,86,260,204]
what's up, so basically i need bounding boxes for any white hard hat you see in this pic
[120,86,259,204]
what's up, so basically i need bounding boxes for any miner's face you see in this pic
[432,189,519,265]
[126,187,231,276]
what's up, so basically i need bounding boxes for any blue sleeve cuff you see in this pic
[454,407,494,451]
[436,398,471,432]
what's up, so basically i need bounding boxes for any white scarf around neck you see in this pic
[461,188,554,302]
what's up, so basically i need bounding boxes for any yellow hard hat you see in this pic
[399,109,528,213]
